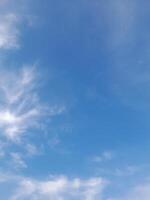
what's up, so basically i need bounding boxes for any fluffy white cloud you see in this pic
[10,175,107,200]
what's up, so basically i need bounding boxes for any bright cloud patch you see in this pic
[0,66,62,141]
[0,174,107,200]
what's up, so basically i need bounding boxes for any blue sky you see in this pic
[0,0,150,199]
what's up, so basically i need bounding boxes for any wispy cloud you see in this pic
[25,143,40,157]
[0,66,64,141]
[114,165,141,177]
[92,151,114,163]
[0,66,39,140]
[0,0,35,50]
[10,152,27,169]
[106,0,137,47]
[0,13,20,49]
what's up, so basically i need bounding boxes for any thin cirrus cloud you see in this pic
[0,13,20,49]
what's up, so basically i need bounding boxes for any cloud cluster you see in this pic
[0,173,107,200]
[2,173,150,200]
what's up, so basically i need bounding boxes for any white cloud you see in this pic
[0,66,64,141]
[2,172,150,200]
[0,66,38,140]
[10,175,107,200]
[0,172,108,200]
